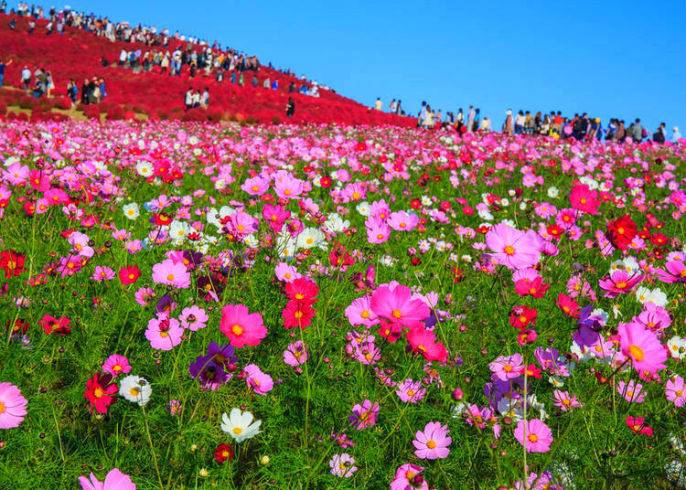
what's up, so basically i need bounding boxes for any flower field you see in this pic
[0,121,685,489]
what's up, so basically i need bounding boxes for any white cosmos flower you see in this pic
[169,220,190,243]
[324,213,349,234]
[356,201,370,217]
[221,408,261,443]
[667,336,686,360]
[635,286,667,307]
[244,234,258,248]
[547,187,560,198]
[296,228,326,250]
[123,203,140,220]
[119,375,152,406]
[136,161,154,177]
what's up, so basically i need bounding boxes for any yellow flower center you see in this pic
[0,402,5,414]
[504,245,515,255]
[232,427,243,435]
[391,309,402,319]
[426,440,437,449]
[231,324,243,336]
[629,344,645,361]
[528,434,538,443]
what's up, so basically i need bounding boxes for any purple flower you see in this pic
[348,399,379,430]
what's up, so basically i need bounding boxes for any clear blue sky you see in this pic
[31,1,686,131]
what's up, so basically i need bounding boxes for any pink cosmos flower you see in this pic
[152,258,191,289]
[617,380,645,403]
[242,175,270,196]
[370,284,429,329]
[388,211,419,231]
[219,304,268,348]
[145,317,183,351]
[366,220,391,244]
[391,464,428,490]
[599,270,644,298]
[283,340,308,366]
[275,262,301,282]
[485,223,541,270]
[344,296,379,327]
[274,171,304,199]
[552,390,582,411]
[134,287,155,306]
[78,468,136,490]
[349,400,379,430]
[396,379,426,403]
[179,305,208,331]
[489,353,524,381]
[666,375,686,408]
[243,364,273,395]
[0,382,28,429]
[618,321,667,373]
[102,354,131,377]
[92,266,115,282]
[514,418,553,453]
[413,421,451,460]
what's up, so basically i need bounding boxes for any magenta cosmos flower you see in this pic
[101,354,131,377]
[618,321,667,373]
[0,382,28,429]
[220,304,268,348]
[514,419,553,453]
[413,421,451,460]
[391,464,428,490]
[78,468,136,490]
[152,258,191,289]
[485,223,541,270]
[370,284,429,329]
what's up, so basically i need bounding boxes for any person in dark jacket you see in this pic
[286,97,295,118]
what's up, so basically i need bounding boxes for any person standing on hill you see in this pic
[374,97,382,111]
[286,97,295,118]
[21,66,31,90]
[466,105,475,132]
[184,87,193,110]
[652,122,666,144]
[628,118,643,142]
[0,58,12,87]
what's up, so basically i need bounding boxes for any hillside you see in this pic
[0,11,413,125]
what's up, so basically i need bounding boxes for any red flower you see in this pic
[284,277,319,303]
[514,276,549,298]
[84,373,118,414]
[118,265,141,285]
[509,306,537,330]
[282,300,315,329]
[556,293,580,318]
[607,215,637,251]
[0,250,25,279]
[319,176,332,188]
[39,314,72,335]
[625,415,653,437]
[213,443,235,464]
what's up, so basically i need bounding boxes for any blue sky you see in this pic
[32,1,686,131]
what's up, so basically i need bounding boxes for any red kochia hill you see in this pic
[0,12,414,126]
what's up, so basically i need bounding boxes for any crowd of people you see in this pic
[2,2,328,114]
[372,97,681,144]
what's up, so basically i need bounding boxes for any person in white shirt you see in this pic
[21,66,31,89]
[374,97,382,111]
